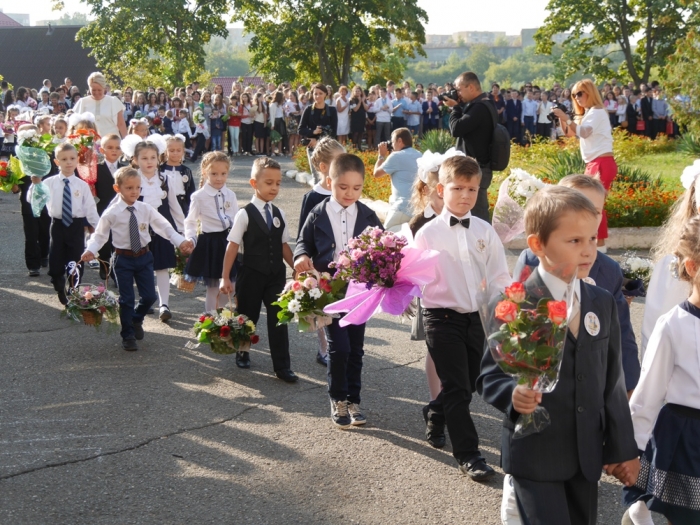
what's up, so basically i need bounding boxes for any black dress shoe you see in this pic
[147,307,155,315]
[57,289,68,306]
[40,258,49,268]
[132,321,144,340]
[236,351,251,368]
[275,369,298,383]
[422,404,446,448]
[122,338,138,351]
[459,458,495,482]
[28,269,40,277]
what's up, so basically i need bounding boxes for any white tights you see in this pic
[628,501,654,525]
[205,285,228,313]
[155,269,170,307]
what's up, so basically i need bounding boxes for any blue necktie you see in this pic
[127,206,141,252]
[62,179,73,227]
[264,203,273,230]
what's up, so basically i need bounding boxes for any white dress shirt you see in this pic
[372,98,392,122]
[414,208,511,313]
[139,170,185,232]
[87,198,185,254]
[39,173,100,227]
[227,195,289,253]
[537,265,581,320]
[104,160,120,176]
[185,183,239,242]
[327,196,358,260]
[630,304,700,450]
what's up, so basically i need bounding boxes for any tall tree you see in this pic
[232,0,427,89]
[73,0,228,89]
[535,0,699,86]
[664,21,700,135]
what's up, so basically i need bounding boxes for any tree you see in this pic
[665,23,700,135]
[54,12,89,25]
[535,0,699,86]
[232,0,427,90]
[73,0,228,89]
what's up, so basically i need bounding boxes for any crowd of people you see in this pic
[1,69,699,525]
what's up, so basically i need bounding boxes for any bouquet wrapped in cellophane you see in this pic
[478,264,575,438]
[272,271,345,332]
[492,169,546,244]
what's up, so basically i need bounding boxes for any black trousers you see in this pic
[97,234,114,281]
[423,308,485,463]
[513,470,598,525]
[391,116,406,131]
[48,218,85,292]
[240,123,254,154]
[325,317,366,403]
[21,208,50,271]
[235,265,290,371]
[472,166,492,224]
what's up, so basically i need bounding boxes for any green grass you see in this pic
[626,151,689,189]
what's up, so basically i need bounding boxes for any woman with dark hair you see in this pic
[268,91,288,156]
[298,83,338,179]
[157,91,169,110]
[71,92,82,106]
[3,89,15,110]
[15,87,35,110]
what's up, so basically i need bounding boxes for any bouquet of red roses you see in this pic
[479,276,573,439]
[67,129,100,195]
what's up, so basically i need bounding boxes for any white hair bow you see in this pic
[416,147,466,183]
[164,133,186,143]
[681,159,700,190]
[120,133,168,159]
[68,111,96,130]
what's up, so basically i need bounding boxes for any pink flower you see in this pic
[370,228,383,239]
[504,282,526,303]
[383,235,396,248]
[237,315,245,325]
[303,277,318,289]
[291,281,303,292]
[83,292,94,300]
[337,254,351,268]
[96,286,105,293]
[495,300,518,323]
[351,249,364,261]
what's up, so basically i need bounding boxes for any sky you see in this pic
[3,0,552,35]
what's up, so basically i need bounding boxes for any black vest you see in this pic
[241,203,285,275]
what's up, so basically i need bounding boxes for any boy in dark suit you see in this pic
[94,134,125,279]
[220,157,298,383]
[512,175,641,395]
[505,91,522,143]
[477,186,640,525]
[294,153,383,429]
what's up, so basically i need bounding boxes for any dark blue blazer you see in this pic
[476,271,638,482]
[297,190,330,238]
[514,248,640,390]
[505,99,522,121]
[294,199,383,274]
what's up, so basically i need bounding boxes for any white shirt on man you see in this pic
[185,183,239,242]
[227,195,289,254]
[414,207,511,313]
[87,198,184,254]
[327,196,358,261]
[38,173,100,226]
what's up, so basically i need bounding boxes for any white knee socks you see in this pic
[155,269,170,307]
[628,501,653,525]
[205,285,226,313]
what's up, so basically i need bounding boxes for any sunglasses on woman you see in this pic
[573,91,585,98]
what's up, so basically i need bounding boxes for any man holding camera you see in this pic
[443,72,495,222]
[373,128,422,231]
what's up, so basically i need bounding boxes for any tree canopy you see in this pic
[665,21,700,135]
[535,0,699,86]
[74,0,228,89]
[232,0,428,89]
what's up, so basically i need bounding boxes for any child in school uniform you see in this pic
[37,142,100,304]
[82,167,193,351]
[623,215,700,525]
[161,134,195,216]
[294,153,384,428]
[220,157,298,383]
[121,134,184,322]
[184,151,238,312]
[297,137,345,366]
[512,175,641,395]
[478,186,639,524]
[413,155,510,479]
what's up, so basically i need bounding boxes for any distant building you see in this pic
[452,31,506,45]
[425,34,454,47]
[521,28,576,48]
[4,12,30,26]
[0,12,23,28]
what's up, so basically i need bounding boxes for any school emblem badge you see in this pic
[73,190,80,197]
[225,201,231,209]
[161,191,168,200]
[477,239,486,253]
[583,277,596,286]
[273,217,281,228]
[139,223,147,231]
[182,175,189,183]
[584,312,600,337]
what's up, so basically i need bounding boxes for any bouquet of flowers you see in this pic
[193,111,206,125]
[0,157,24,193]
[62,283,120,330]
[324,227,440,327]
[479,270,574,439]
[273,271,345,332]
[620,251,652,302]
[17,129,56,152]
[170,248,196,292]
[67,129,100,195]
[193,307,259,355]
[492,168,546,244]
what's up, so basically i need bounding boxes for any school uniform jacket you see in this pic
[294,199,382,274]
[95,161,127,216]
[505,99,522,121]
[476,271,638,483]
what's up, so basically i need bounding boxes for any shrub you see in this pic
[677,132,700,157]
[417,130,455,154]
[606,182,679,228]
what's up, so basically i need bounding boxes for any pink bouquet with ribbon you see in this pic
[324,227,439,327]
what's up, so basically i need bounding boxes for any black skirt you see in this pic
[254,121,268,139]
[150,234,177,271]
[185,230,236,286]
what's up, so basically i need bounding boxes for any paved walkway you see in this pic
[0,157,656,524]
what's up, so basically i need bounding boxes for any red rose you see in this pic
[517,265,532,283]
[199,315,207,322]
[0,172,7,178]
[250,334,260,344]
[504,282,526,303]
[219,325,231,337]
[495,300,518,324]
[547,300,567,326]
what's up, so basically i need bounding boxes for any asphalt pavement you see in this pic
[0,156,658,524]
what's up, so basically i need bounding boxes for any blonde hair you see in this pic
[410,169,440,215]
[571,79,605,116]
[310,137,345,172]
[251,156,281,180]
[69,119,98,135]
[199,151,230,188]
[128,120,149,135]
[525,186,598,245]
[438,156,481,185]
[114,166,140,186]
[558,174,606,198]
[653,176,700,260]
[87,72,107,89]
[674,215,700,287]
[101,133,121,145]
[55,142,77,156]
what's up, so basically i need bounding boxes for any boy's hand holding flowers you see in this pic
[512,385,542,415]
[293,255,314,273]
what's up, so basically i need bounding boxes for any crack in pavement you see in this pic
[374,357,424,372]
[0,381,325,481]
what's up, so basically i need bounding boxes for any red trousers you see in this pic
[585,156,617,240]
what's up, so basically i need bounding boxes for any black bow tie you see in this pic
[450,216,470,228]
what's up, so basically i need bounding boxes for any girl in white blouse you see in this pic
[623,215,700,525]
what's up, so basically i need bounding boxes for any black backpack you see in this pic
[478,98,511,172]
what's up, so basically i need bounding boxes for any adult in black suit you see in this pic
[95,157,126,280]
[640,91,654,139]
[477,269,638,524]
[505,93,523,143]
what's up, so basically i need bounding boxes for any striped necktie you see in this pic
[127,206,141,252]
[61,179,73,227]
[264,203,273,230]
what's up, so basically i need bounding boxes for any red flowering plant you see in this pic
[192,307,258,355]
[478,269,575,439]
[0,157,24,193]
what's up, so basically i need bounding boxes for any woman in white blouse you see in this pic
[553,79,616,252]
[72,72,127,137]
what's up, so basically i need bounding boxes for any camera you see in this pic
[547,103,569,123]
[300,125,334,146]
[381,141,393,152]
[438,89,459,102]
